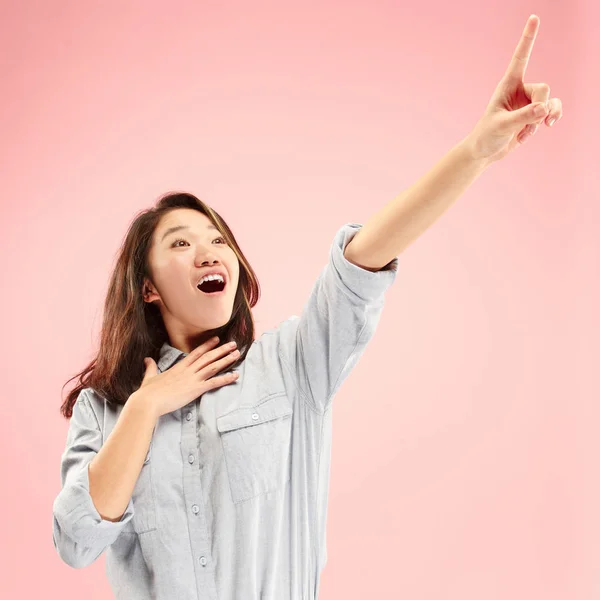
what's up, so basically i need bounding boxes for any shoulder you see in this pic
[254,316,301,363]
[75,387,115,433]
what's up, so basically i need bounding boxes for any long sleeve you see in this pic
[52,389,135,569]
[280,222,399,414]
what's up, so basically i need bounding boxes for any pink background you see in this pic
[2,1,598,599]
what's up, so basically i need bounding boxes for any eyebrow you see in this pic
[161,224,219,243]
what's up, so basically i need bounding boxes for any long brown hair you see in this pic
[60,191,260,419]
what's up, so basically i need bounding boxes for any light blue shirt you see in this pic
[52,223,398,599]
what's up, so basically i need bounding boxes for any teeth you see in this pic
[197,273,225,286]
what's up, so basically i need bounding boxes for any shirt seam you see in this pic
[279,352,331,577]
[80,393,102,432]
[313,402,329,575]
[292,314,368,415]
[325,316,369,409]
[279,352,326,417]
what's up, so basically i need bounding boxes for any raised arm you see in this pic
[344,14,561,271]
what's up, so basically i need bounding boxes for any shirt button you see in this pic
[188,454,195,464]
[199,556,207,566]
[186,412,192,421]
[251,413,259,420]
[192,504,199,514]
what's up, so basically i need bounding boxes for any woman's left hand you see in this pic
[465,14,563,164]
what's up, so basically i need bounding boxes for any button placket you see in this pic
[181,404,214,588]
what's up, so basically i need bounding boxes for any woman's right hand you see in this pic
[133,336,240,419]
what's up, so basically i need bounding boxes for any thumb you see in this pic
[142,357,158,381]
[505,102,548,129]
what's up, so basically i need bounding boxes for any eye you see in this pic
[171,236,226,248]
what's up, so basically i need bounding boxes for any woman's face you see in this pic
[143,208,240,353]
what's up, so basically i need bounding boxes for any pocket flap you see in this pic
[216,394,292,434]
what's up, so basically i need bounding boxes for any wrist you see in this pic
[458,134,495,169]
[127,390,159,422]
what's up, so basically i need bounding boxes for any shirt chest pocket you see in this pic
[216,393,293,504]
[130,434,158,534]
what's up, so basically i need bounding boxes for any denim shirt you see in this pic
[52,223,398,600]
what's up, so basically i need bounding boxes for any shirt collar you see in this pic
[157,341,188,373]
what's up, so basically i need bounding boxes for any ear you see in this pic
[142,278,157,303]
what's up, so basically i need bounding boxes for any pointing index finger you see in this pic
[505,14,539,81]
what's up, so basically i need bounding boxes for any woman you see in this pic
[52,15,561,600]
[53,189,398,599]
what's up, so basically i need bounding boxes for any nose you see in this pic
[195,250,220,266]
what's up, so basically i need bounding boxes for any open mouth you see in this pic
[197,279,227,295]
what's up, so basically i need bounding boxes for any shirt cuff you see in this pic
[53,461,135,547]
[331,222,399,302]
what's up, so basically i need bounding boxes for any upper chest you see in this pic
[96,340,295,462]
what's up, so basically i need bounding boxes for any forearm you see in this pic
[88,392,158,522]
[343,137,492,271]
